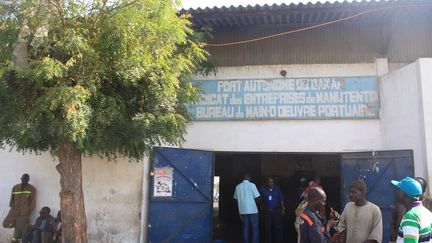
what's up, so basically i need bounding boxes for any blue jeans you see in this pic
[241,213,259,243]
[22,228,41,243]
[22,228,52,243]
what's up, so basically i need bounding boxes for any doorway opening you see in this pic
[212,152,341,243]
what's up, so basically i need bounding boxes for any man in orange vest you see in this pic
[299,187,329,243]
[2,173,37,243]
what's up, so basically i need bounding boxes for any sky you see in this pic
[180,0,341,9]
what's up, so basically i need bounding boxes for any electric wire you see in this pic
[206,4,432,47]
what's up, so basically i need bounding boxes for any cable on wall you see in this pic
[205,4,432,47]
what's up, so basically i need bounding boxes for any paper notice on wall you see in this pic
[154,167,173,197]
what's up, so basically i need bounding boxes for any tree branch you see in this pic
[90,0,109,30]
[107,0,140,13]
[47,0,66,27]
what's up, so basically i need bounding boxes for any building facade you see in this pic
[1,0,432,242]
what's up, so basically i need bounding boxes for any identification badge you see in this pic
[269,195,272,200]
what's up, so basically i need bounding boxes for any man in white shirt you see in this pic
[339,179,383,243]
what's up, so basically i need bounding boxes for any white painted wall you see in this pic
[183,119,381,152]
[380,58,432,193]
[0,149,143,243]
[183,63,383,152]
[199,63,377,81]
[418,59,432,195]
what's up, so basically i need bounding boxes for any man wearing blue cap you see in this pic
[391,177,432,243]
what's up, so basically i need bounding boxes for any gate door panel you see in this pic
[149,147,214,243]
[341,150,414,243]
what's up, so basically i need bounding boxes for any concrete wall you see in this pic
[183,63,383,152]
[0,149,143,243]
[380,58,432,193]
[418,59,432,195]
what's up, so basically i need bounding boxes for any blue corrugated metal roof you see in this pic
[182,0,432,27]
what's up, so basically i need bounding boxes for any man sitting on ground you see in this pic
[22,206,55,243]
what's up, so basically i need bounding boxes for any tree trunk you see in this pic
[56,140,87,243]
[13,20,29,69]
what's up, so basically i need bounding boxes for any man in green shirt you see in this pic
[391,177,432,243]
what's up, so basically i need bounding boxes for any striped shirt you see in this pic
[397,201,432,243]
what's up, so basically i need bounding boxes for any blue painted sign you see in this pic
[188,76,379,120]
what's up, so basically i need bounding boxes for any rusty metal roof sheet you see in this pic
[182,0,432,28]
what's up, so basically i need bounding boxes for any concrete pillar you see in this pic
[376,58,389,76]
[418,59,432,195]
[139,156,151,243]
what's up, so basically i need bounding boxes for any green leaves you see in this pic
[0,0,207,159]
[37,85,91,145]
[33,57,66,82]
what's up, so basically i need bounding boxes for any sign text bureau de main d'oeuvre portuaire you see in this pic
[188,77,379,120]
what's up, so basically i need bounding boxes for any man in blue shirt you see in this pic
[300,187,329,243]
[234,174,261,243]
[259,177,285,243]
[22,206,55,243]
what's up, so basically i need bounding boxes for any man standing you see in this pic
[295,180,323,243]
[338,179,382,243]
[234,174,261,243]
[21,206,55,243]
[299,187,329,243]
[259,177,285,243]
[415,177,432,210]
[391,177,432,242]
[2,173,37,243]
[391,177,432,243]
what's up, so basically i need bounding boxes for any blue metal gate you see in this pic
[149,147,214,243]
[341,150,414,243]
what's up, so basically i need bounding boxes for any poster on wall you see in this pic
[153,167,173,197]
[188,76,380,120]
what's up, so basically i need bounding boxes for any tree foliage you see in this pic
[0,0,207,159]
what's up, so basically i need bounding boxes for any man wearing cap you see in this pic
[338,179,383,243]
[391,177,432,243]
[391,177,432,242]
[2,173,37,243]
